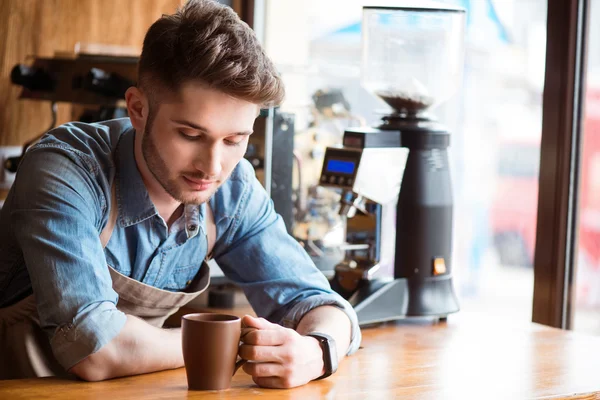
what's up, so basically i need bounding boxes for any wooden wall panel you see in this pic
[0,0,184,146]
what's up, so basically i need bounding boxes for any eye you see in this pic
[224,137,246,147]
[179,130,200,141]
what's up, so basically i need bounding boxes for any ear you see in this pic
[125,86,149,132]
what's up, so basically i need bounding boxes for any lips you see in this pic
[183,176,216,191]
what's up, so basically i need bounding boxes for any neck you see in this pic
[133,129,182,226]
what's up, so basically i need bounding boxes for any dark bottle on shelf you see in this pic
[10,64,56,92]
[81,68,134,98]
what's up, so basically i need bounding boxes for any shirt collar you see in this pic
[115,128,157,227]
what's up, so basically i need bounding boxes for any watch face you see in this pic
[324,336,338,374]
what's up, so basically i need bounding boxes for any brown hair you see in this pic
[138,0,284,108]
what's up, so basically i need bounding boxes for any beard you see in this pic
[141,119,218,205]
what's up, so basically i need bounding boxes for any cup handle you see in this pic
[233,358,247,375]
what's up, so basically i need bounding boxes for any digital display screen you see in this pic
[326,159,356,175]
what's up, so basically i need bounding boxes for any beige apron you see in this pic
[0,185,212,379]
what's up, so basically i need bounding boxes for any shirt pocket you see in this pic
[164,264,202,292]
[104,251,131,277]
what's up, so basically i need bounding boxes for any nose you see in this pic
[194,144,222,178]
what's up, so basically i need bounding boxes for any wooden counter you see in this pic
[1,312,600,399]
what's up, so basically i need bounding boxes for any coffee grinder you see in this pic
[320,5,466,325]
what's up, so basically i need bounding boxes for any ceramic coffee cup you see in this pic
[181,313,247,391]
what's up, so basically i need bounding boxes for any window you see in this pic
[264,0,546,321]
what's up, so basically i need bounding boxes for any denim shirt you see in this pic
[0,118,361,370]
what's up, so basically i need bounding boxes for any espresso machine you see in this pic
[321,5,466,326]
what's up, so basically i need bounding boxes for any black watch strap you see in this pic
[307,332,338,380]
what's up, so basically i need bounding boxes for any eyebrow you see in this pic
[172,119,253,136]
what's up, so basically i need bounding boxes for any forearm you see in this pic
[69,314,183,381]
[295,305,352,362]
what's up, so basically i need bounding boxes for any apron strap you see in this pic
[99,182,118,249]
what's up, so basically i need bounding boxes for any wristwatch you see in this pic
[306,332,338,380]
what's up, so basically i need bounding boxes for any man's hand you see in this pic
[238,315,325,388]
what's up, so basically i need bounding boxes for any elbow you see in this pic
[68,353,113,382]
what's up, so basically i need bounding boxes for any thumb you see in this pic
[241,315,276,330]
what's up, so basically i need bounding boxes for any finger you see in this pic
[253,376,298,389]
[241,315,280,330]
[242,362,285,378]
[239,344,285,363]
[242,329,287,346]
[240,327,258,340]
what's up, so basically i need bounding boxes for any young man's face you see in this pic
[141,82,260,205]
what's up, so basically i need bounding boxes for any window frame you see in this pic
[532,0,590,329]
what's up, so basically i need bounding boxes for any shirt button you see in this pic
[186,280,192,286]
[188,225,197,232]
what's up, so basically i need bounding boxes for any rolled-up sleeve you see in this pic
[212,162,361,355]
[50,301,126,368]
[11,148,126,369]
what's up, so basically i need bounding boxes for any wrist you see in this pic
[305,335,326,377]
[305,332,338,380]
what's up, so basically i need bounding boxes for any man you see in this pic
[0,0,360,388]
